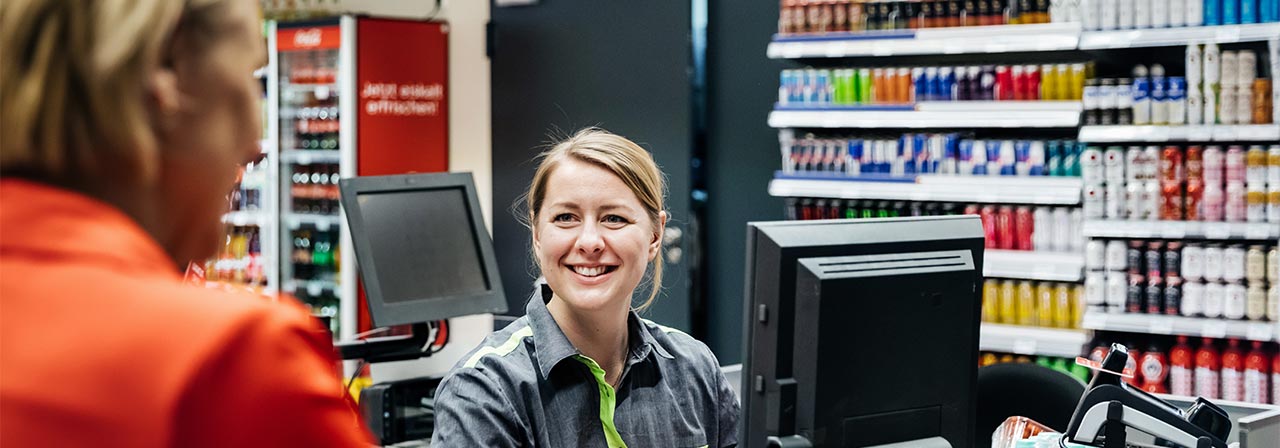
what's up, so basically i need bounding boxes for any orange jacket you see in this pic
[0,179,372,447]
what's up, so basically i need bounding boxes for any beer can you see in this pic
[1054,283,1075,328]
[1223,244,1247,282]
[1141,146,1160,180]
[1237,85,1254,125]
[1015,206,1034,250]
[1203,145,1225,183]
[1146,276,1165,314]
[1186,145,1204,180]
[1182,281,1204,317]
[1246,189,1266,223]
[1204,244,1224,282]
[1237,50,1256,87]
[1185,179,1204,221]
[1164,276,1183,316]
[1165,241,1183,278]
[1033,206,1053,251]
[1203,281,1225,318]
[1226,146,1247,183]
[1083,183,1105,218]
[1128,272,1148,313]
[1246,285,1267,321]
[1086,271,1107,307]
[1104,146,1126,183]
[1106,271,1128,308]
[1133,76,1152,125]
[1127,240,1145,276]
[1245,145,1267,186]
[1107,240,1130,272]
[1183,243,1206,282]
[1087,239,1107,270]
[1141,181,1160,220]
[1220,84,1239,124]
[1125,147,1143,182]
[1126,182,1146,219]
[1269,187,1280,224]
[1161,180,1185,220]
[1254,79,1273,125]
[1246,245,1266,283]
[1105,182,1126,219]
[1222,51,1240,88]
[1159,145,1184,183]
[1270,284,1280,322]
[1053,207,1073,252]
[1069,63,1086,100]
[1083,147,1106,184]
[1203,184,1225,221]
[1146,241,1165,279]
[1271,246,1279,284]
[1225,182,1247,222]
[1224,282,1248,320]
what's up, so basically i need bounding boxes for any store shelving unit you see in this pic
[1078,23,1280,50]
[222,210,271,227]
[769,174,1085,205]
[768,22,1081,58]
[280,149,343,164]
[984,249,1085,282]
[769,101,1084,129]
[1082,220,1280,241]
[1078,125,1280,143]
[979,323,1090,357]
[1081,311,1280,343]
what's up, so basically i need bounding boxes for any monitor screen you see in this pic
[741,215,985,448]
[355,188,489,303]
[340,172,507,327]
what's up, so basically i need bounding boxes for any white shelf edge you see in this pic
[985,249,1085,282]
[769,108,1081,129]
[768,23,1081,59]
[1079,125,1280,143]
[769,176,1084,205]
[280,150,342,164]
[221,210,269,227]
[979,323,1089,358]
[1079,23,1280,49]
[1081,311,1279,342]
[1082,220,1280,240]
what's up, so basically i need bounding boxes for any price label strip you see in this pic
[1075,357,1135,379]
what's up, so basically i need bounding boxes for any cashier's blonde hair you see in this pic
[1,0,231,185]
[524,128,668,311]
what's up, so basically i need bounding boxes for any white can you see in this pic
[1084,183,1106,218]
[1203,281,1225,318]
[1187,84,1204,125]
[1205,83,1219,125]
[1182,243,1206,282]
[1117,0,1135,28]
[1181,281,1204,317]
[1101,0,1120,30]
[1204,44,1221,85]
[1268,284,1279,322]
[1105,182,1126,219]
[1104,147,1126,183]
[1086,271,1107,306]
[1268,146,1280,186]
[1220,85,1238,125]
[1133,0,1151,28]
[1203,245,1224,282]
[1186,44,1203,86]
[1168,0,1186,26]
[1223,245,1247,282]
[1247,284,1268,321]
[1141,181,1161,220]
[1221,51,1239,88]
[1125,147,1144,182]
[1226,182,1247,222]
[1106,272,1128,307]
[1126,182,1145,219]
[1087,240,1108,270]
[1150,0,1169,27]
[1081,0,1102,30]
[1236,87,1253,125]
[1270,247,1279,283]
[1238,51,1256,87]
[1106,240,1128,271]
[1082,147,1105,184]
[1186,0,1204,26]
[1033,206,1053,251]
[1224,282,1248,320]
[1270,186,1280,224]
[1142,146,1160,180]
[1070,208,1084,252]
[1054,207,1073,252]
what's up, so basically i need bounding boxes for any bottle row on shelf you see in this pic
[778,63,1089,108]
[203,225,267,288]
[778,0,1279,37]
[228,158,270,213]
[979,351,1092,384]
[290,164,342,216]
[782,133,1084,178]
[291,228,340,284]
[282,48,338,85]
[1085,239,1279,321]
[786,198,1086,253]
[1081,144,1280,224]
[1088,333,1280,404]
[982,279,1086,329]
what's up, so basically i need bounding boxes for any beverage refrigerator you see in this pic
[269,16,450,342]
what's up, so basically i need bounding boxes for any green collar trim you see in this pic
[574,355,628,448]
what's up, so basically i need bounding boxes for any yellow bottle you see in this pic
[1070,284,1085,329]
[1016,281,1036,326]
[983,279,1001,323]
[999,280,1017,324]
[1041,65,1058,101]
[1053,283,1073,329]
[1036,282,1055,327]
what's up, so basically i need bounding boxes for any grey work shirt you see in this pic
[430,286,739,447]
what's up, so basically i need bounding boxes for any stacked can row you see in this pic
[1087,336,1279,404]
[982,279,1085,329]
[1080,145,1280,223]
[1187,45,1278,126]
[778,63,1089,107]
[1083,55,1275,126]
[1085,239,1280,320]
[1081,0,1280,31]
[784,199,1085,253]
[778,0,1060,35]
[781,134,1085,178]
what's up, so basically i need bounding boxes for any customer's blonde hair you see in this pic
[1,0,230,185]
[524,128,668,311]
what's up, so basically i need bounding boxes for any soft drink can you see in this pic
[1147,276,1165,314]
[1225,282,1248,320]
[1125,146,1144,183]
[1186,146,1204,180]
[1107,240,1129,272]
[1246,245,1266,282]
[1087,271,1107,307]
[1206,0,1223,25]
[1220,85,1239,124]
[1271,145,1280,187]
[1104,146,1127,183]
[1225,182,1247,222]
[1204,281,1225,318]
[1161,181,1185,220]
[1081,146,1105,184]
[1034,206,1053,251]
[1105,182,1126,219]
[980,205,997,248]
[1264,0,1280,21]
[1126,182,1145,219]
[1106,271,1128,308]
[995,206,1015,250]
[1133,77,1152,124]
[1014,206,1034,250]
[1186,179,1204,221]
[1182,281,1204,316]
[1170,0,1188,26]
[1246,189,1266,223]
[1066,208,1082,252]
[1084,183,1105,218]
[1164,276,1183,315]
[1202,184,1225,221]
[1270,187,1280,224]
[1142,145,1161,180]
[1128,272,1147,312]
[1087,239,1107,270]
[1203,145,1225,183]
[1147,241,1165,279]
[1187,0,1204,25]
[897,67,914,103]
[1142,181,1161,220]
[1224,0,1240,24]
[1160,145,1184,183]
[1204,244,1225,282]
[1025,65,1041,101]
[1168,76,1188,125]
[1183,243,1206,282]
[1188,85,1205,125]
[1117,0,1135,29]
[996,65,1015,101]
[1245,145,1267,186]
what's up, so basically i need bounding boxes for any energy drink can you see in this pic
[1147,241,1165,280]
[1205,0,1223,25]
[1084,183,1105,218]
[1108,239,1130,272]
[1086,271,1107,307]
[1081,146,1105,184]
[1106,271,1128,308]
[1186,179,1204,221]
[1226,244,1250,284]
[1035,206,1053,251]
[1087,239,1107,270]
[1203,281,1225,318]
[1224,282,1247,320]
[1105,182,1126,219]
[995,206,1015,250]
[1104,146,1126,184]
[1204,244,1225,282]
[1182,281,1203,316]
[1225,182,1247,222]
[1015,206,1034,250]
[1183,243,1206,282]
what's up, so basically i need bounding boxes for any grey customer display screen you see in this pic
[355,187,489,304]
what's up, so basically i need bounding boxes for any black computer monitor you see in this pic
[339,172,507,327]
[741,215,985,448]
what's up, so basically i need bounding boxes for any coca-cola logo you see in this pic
[294,29,322,47]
